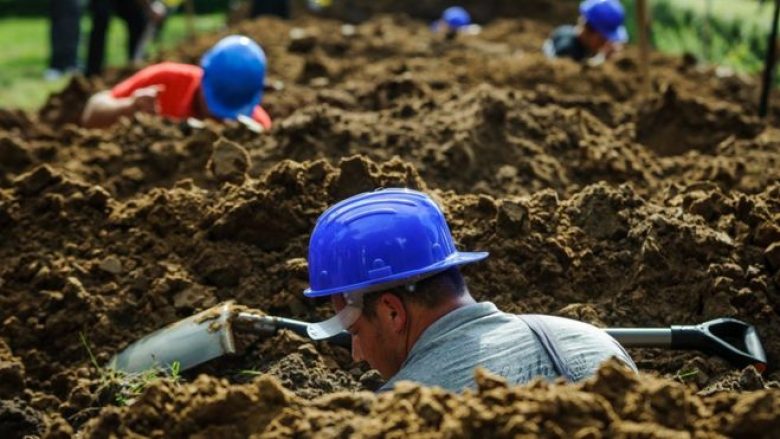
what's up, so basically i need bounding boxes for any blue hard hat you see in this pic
[580,0,628,43]
[442,6,471,29]
[304,188,488,298]
[200,35,266,120]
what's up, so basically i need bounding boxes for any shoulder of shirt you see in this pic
[552,25,576,36]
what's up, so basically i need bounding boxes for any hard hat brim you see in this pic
[202,82,262,121]
[605,25,628,43]
[303,250,488,298]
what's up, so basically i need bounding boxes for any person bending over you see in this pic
[304,188,637,392]
[82,35,271,130]
[543,0,628,62]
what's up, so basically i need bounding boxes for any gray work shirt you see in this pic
[379,302,637,392]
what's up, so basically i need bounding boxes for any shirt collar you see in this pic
[402,301,499,367]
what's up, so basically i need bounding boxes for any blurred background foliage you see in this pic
[622,0,776,80]
[0,0,230,15]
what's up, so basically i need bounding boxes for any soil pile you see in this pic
[79,361,780,438]
[1,7,780,438]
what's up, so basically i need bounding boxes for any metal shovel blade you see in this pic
[108,302,237,374]
[607,317,767,371]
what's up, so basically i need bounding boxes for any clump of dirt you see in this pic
[2,5,780,437]
[37,75,96,127]
[0,399,45,439]
[207,138,252,184]
[0,339,25,399]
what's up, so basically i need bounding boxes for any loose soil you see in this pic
[2,3,780,437]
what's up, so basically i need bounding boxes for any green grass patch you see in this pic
[0,12,225,110]
[80,331,183,407]
[622,0,778,83]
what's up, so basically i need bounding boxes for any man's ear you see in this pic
[378,293,407,333]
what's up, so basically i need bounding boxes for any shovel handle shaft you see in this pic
[273,316,351,347]
[606,328,672,348]
[237,314,352,348]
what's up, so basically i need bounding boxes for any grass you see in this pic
[80,331,183,407]
[673,368,700,383]
[622,0,779,83]
[0,12,225,110]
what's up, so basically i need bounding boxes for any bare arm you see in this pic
[81,91,138,128]
[81,86,162,128]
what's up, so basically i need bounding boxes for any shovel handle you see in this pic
[272,316,352,348]
[245,313,767,371]
[238,314,352,348]
[606,328,671,347]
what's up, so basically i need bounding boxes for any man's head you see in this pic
[332,267,471,378]
[433,6,471,37]
[303,188,488,378]
[578,0,628,53]
[200,35,266,120]
[442,6,471,30]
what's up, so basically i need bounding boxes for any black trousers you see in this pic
[86,0,148,76]
[49,0,83,71]
[251,0,290,19]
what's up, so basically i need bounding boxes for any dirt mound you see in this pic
[79,361,780,438]
[1,155,779,435]
[2,8,780,437]
[637,85,762,156]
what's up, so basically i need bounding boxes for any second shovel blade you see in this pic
[108,302,238,374]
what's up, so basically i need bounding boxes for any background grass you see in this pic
[622,0,778,81]
[0,11,225,110]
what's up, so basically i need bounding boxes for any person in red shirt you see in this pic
[81,35,271,130]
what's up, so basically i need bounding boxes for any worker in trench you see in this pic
[81,35,271,130]
[304,188,637,392]
[431,6,475,38]
[543,0,628,62]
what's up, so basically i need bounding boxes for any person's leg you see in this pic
[49,0,82,71]
[251,0,290,19]
[116,0,148,61]
[278,0,291,19]
[62,0,83,70]
[86,0,112,76]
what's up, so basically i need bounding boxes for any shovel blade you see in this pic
[108,302,237,374]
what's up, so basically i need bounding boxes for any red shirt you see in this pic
[111,62,272,129]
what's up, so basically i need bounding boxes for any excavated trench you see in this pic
[1,3,780,437]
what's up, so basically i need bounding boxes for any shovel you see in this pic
[108,302,350,374]
[108,302,767,374]
[607,318,767,373]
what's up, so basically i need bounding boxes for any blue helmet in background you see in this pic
[200,35,266,120]
[580,0,628,43]
[304,188,488,298]
[442,6,471,29]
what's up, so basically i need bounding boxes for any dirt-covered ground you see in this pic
[2,3,780,437]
